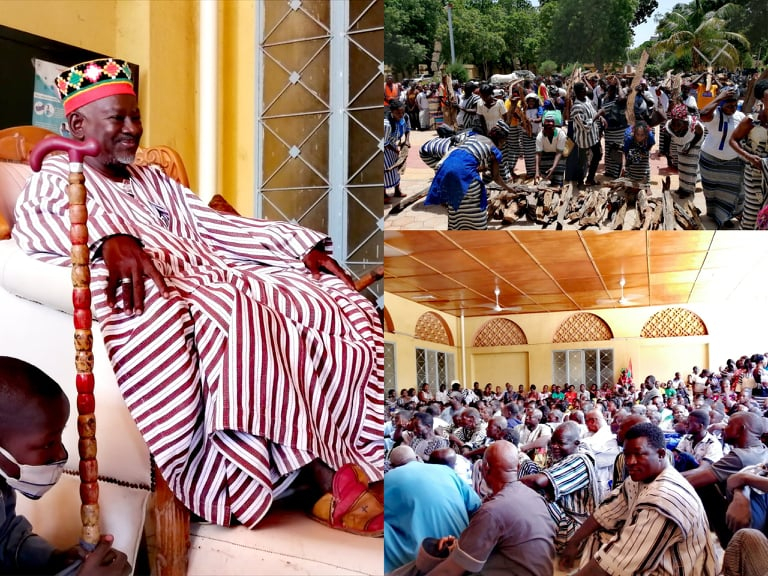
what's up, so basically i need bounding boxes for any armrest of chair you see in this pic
[0,240,73,314]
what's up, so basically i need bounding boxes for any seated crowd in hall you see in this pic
[383,353,768,575]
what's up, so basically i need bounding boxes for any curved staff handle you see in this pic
[29,136,100,171]
[30,136,102,546]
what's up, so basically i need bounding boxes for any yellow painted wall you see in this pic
[2,1,256,216]
[221,0,255,217]
[385,294,459,391]
[385,292,762,393]
[471,350,529,389]
[2,1,117,53]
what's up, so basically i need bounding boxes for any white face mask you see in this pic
[0,445,67,500]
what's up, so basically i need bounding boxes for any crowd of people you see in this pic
[383,353,768,575]
[384,70,768,231]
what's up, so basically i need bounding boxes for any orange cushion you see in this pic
[0,212,9,240]
[0,162,33,232]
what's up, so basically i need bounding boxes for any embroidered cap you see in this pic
[55,58,136,115]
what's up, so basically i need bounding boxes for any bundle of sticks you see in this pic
[486,176,703,230]
[487,182,562,225]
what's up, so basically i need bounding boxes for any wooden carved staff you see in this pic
[30,137,101,546]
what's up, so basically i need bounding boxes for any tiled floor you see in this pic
[385,129,717,231]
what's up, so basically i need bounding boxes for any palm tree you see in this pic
[651,1,750,71]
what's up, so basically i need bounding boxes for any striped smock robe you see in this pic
[13,155,384,527]
[664,115,702,195]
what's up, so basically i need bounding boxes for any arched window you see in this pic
[473,318,527,347]
[641,308,708,338]
[553,313,613,343]
[414,312,453,346]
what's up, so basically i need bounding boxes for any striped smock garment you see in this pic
[13,155,384,527]
[419,136,455,170]
[740,121,768,230]
[519,451,599,552]
[623,126,655,185]
[585,465,717,575]
[384,115,411,188]
[570,98,601,149]
[664,115,702,194]
[425,135,503,230]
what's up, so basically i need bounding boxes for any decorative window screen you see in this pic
[641,307,708,338]
[553,313,613,343]
[553,348,614,388]
[256,1,383,298]
[473,318,528,347]
[414,312,452,345]
[416,348,456,389]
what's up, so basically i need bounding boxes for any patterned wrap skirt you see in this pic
[676,141,702,195]
[539,151,565,186]
[700,150,744,226]
[603,127,625,179]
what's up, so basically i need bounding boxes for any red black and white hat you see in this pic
[55,58,135,115]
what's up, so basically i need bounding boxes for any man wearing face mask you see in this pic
[0,356,130,575]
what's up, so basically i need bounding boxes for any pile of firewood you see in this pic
[486,176,703,230]
[487,182,563,225]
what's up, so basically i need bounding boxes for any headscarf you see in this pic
[494,119,512,135]
[543,110,562,126]
[670,104,688,121]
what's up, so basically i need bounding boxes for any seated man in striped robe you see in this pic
[560,423,717,575]
[518,421,599,553]
[12,58,383,534]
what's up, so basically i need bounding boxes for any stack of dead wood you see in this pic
[486,176,703,230]
[487,182,563,226]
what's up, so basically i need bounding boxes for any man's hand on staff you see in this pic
[303,245,356,290]
[101,235,169,316]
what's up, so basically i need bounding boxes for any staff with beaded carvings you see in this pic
[30,136,101,546]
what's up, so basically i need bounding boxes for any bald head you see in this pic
[725,411,765,447]
[487,415,508,441]
[586,409,606,434]
[549,420,581,462]
[389,445,416,468]
[429,447,457,468]
[487,439,518,468]
[618,414,649,446]
[568,410,585,425]
[484,440,519,493]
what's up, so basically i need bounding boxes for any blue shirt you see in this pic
[384,461,481,573]
[0,479,56,572]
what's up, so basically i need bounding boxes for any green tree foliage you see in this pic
[714,0,768,60]
[384,0,443,76]
[445,61,470,83]
[632,0,659,26]
[497,0,543,71]
[436,0,508,79]
[539,60,558,76]
[546,0,636,71]
[651,1,750,70]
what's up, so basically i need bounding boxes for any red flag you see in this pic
[538,83,549,103]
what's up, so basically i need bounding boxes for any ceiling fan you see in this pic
[596,278,642,306]
[482,286,521,313]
